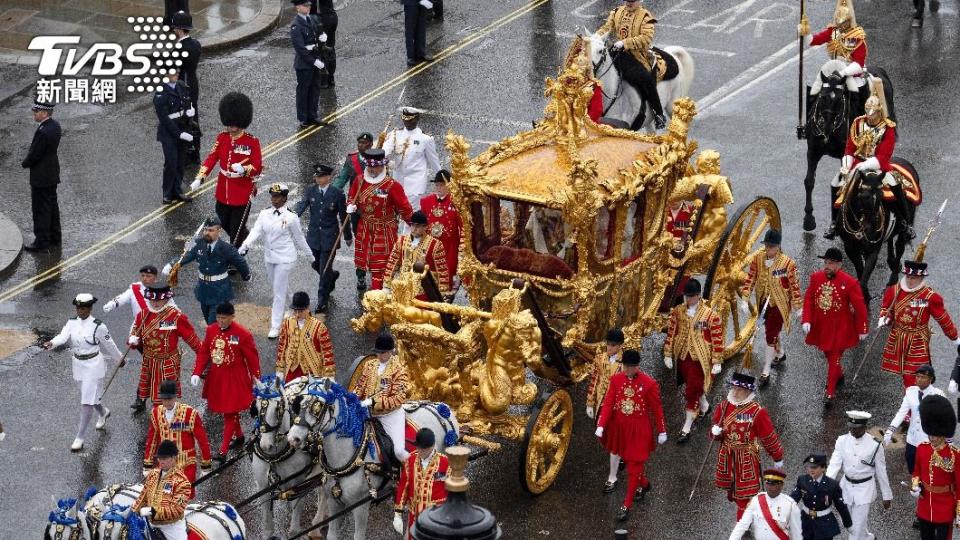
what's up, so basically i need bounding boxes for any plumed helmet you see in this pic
[219,92,253,129]
[920,394,956,438]
[833,0,857,27]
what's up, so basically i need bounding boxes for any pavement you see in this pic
[0,212,23,277]
[2,0,960,538]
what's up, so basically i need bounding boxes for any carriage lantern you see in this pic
[411,446,501,540]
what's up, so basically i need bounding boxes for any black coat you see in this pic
[294,184,351,251]
[178,36,201,107]
[790,474,852,539]
[154,81,191,142]
[21,118,61,188]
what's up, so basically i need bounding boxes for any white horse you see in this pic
[583,29,694,132]
[286,380,460,540]
[97,498,246,540]
[44,484,141,540]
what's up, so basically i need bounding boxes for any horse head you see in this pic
[582,29,610,75]
[45,497,82,540]
[251,373,289,451]
[98,503,132,540]
[286,377,338,449]
[851,169,886,222]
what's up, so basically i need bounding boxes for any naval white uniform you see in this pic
[729,492,803,540]
[890,385,944,448]
[382,127,440,210]
[49,316,123,404]
[826,432,892,540]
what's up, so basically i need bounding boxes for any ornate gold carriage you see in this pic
[349,61,780,494]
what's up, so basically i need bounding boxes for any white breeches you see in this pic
[848,503,873,540]
[265,261,294,330]
[376,408,409,462]
[79,377,104,405]
[154,520,187,540]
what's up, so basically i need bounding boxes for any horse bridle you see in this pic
[589,39,626,117]
[254,392,287,435]
[841,172,888,244]
[810,75,851,141]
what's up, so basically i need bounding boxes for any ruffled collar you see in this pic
[899,277,924,293]
[364,169,386,185]
[727,390,756,406]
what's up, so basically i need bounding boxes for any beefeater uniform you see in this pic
[394,450,449,540]
[740,250,802,355]
[132,465,191,540]
[586,349,622,416]
[275,314,335,381]
[419,192,462,278]
[349,172,413,290]
[714,394,785,520]
[597,370,666,510]
[198,130,263,244]
[144,402,212,485]
[664,301,724,413]
[802,268,868,397]
[384,233,451,296]
[353,355,410,461]
[913,441,960,538]
[879,281,957,388]
[131,305,201,403]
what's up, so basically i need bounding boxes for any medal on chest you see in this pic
[619,385,638,415]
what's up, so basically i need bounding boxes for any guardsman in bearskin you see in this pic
[295,163,351,313]
[664,278,724,443]
[153,65,194,204]
[42,294,123,451]
[353,333,410,463]
[712,373,785,521]
[132,440,191,540]
[911,394,960,539]
[595,349,667,522]
[826,411,892,540]
[103,265,159,330]
[420,169,463,280]
[801,0,867,94]
[191,92,262,245]
[143,380,211,488]
[347,148,414,291]
[333,133,373,192]
[738,229,802,386]
[730,468,803,540]
[275,291,335,382]
[191,302,261,461]
[382,107,441,210]
[790,453,853,539]
[384,210,451,296]
[886,365,944,475]
[128,281,201,411]
[801,248,868,404]
[586,328,625,493]
[393,428,448,539]
[878,260,958,388]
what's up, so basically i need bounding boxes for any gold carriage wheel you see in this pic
[346,354,377,393]
[519,388,574,495]
[703,197,781,360]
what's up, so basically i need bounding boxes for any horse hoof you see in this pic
[802,214,817,232]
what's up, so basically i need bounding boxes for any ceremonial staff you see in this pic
[97,346,135,401]
[167,219,209,288]
[797,0,809,139]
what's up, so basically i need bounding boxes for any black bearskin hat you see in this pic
[920,394,956,438]
[219,92,253,129]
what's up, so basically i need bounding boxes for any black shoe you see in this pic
[616,505,629,521]
[298,122,312,130]
[418,54,434,62]
[316,299,329,314]
[356,270,367,291]
[310,119,328,127]
[912,519,922,529]
[823,223,838,240]
[772,353,786,366]
[407,58,418,67]
[23,242,51,252]
[162,199,174,205]
[654,113,666,130]
[603,480,616,493]
[633,481,652,501]
[227,268,238,276]
[824,394,834,407]
[618,460,625,473]
[676,431,691,444]
[174,195,192,203]
[130,397,146,412]
[229,435,246,450]
[758,374,770,388]
[836,374,846,389]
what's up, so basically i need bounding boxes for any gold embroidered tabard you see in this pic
[211,336,227,365]
[400,237,430,273]
[826,26,865,61]
[413,453,442,513]
[817,281,836,312]
[675,305,714,364]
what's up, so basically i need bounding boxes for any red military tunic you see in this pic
[275,314,335,382]
[193,322,261,414]
[384,234,452,296]
[713,397,784,501]
[419,193,463,278]
[597,371,666,463]
[913,441,960,525]
[199,130,263,206]
[810,25,867,67]
[143,403,212,484]
[845,116,896,173]
[802,269,868,352]
[131,305,201,403]
[349,175,413,290]
[880,282,958,377]
[395,450,449,540]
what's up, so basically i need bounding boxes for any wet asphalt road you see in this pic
[3,0,960,538]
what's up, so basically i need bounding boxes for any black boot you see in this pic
[824,186,840,239]
[653,113,666,130]
[356,269,367,291]
[889,183,916,239]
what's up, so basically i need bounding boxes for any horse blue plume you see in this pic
[125,512,147,540]
[445,429,458,446]
[57,497,78,511]
[254,374,283,399]
[436,403,451,419]
[307,382,369,447]
[82,486,98,505]
[224,503,238,520]
[102,503,130,522]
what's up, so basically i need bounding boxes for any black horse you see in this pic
[836,158,918,303]
[801,61,896,233]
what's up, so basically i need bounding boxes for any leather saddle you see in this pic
[649,47,679,82]
[368,419,402,475]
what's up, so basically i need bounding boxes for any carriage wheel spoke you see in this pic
[744,215,770,249]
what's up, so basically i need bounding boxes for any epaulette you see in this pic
[884,118,897,128]
[93,318,103,325]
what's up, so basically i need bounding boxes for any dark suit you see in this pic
[154,81,192,201]
[21,117,62,246]
[314,0,337,86]
[175,238,250,323]
[295,183,351,307]
[790,474,853,539]
[402,0,429,62]
[291,13,324,123]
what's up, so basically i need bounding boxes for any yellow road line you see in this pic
[0,0,552,303]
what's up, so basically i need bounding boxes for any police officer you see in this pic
[171,11,202,162]
[402,0,435,66]
[22,100,62,251]
[295,164,351,313]
[291,0,328,129]
[154,66,195,204]
[790,453,853,539]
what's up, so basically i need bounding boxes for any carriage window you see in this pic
[620,201,642,264]
[595,206,614,260]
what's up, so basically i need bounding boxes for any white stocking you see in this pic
[608,454,621,483]
[681,410,697,433]
[763,345,776,376]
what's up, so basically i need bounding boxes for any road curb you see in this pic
[0,212,24,277]
[199,0,285,53]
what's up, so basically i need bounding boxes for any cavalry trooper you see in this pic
[171,11,202,162]
[162,216,250,324]
[290,0,327,128]
[191,92,262,246]
[801,248,867,404]
[393,428,448,539]
[347,148,414,291]
[712,373,785,521]
[663,278,724,443]
[383,107,441,211]
[586,328,625,493]
[143,380,212,487]
[275,291,335,382]
[826,411,892,540]
[911,394,960,539]
[595,349,667,522]
[598,0,665,129]
[878,259,958,388]
[43,294,123,451]
[790,453,852,539]
[153,65,194,204]
[800,0,868,101]
[384,210,451,297]
[102,264,160,329]
[419,169,463,281]
[332,132,373,192]
[738,229,801,386]
[132,440,192,540]
[730,469,803,540]
[239,183,314,339]
[295,163,351,313]
[886,365,944,476]
[353,333,411,463]
[127,281,201,411]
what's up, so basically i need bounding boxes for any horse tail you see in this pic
[664,45,695,98]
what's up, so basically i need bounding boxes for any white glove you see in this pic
[313,59,325,70]
[161,263,172,276]
[179,132,194,142]
[142,468,151,477]
[586,406,595,419]
[910,487,922,498]
[309,255,316,264]
[802,322,811,333]
[859,333,868,341]
[319,33,328,43]
[711,425,723,437]
[419,0,434,8]
[189,179,202,191]
[393,513,404,534]
[954,337,960,346]
[857,157,880,172]
[238,245,249,256]
[190,375,200,387]
[774,461,784,469]
[103,300,117,313]
[883,429,893,445]
[0,432,5,441]
[737,298,750,316]
[711,363,722,376]
[663,357,673,369]
[877,316,889,328]
[950,380,959,394]
[305,43,317,51]
[657,432,667,445]
[186,107,195,118]
[613,40,624,50]
[346,203,358,214]
[595,426,604,438]
[361,398,373,408]
[128,336,140,347]
[840,61,863,77]
[139,507,153,517]
[231,163,246,174]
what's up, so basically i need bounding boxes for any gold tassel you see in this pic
[740,344,754,370]
[799,15,810,38]
[167,263,182,288]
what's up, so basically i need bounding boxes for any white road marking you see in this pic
[419,109,530,128]
[685,47,738,58]
[571,0,603,19]
[696,40,798,115]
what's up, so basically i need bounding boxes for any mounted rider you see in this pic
[801,0,869,106]
[598,0,665,130]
